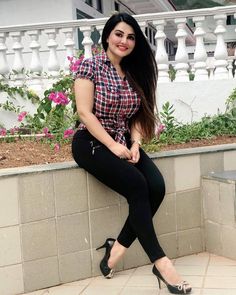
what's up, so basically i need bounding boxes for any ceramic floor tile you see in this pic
[209,254,236,266]
[207,265,236,276]
[120,286,159,294]
[174,253,210,266]
[132,264,152,275]
[202,289,236,295]
[175,264,207,276]
[204,276,236,288]
[64,278,94,286]
[88,274,130,287]
[80,285,123,295]
[126,274,157,287]
[47,285,86,294]
[159,287,201,294]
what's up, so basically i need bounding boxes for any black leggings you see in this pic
[72,130,166,263]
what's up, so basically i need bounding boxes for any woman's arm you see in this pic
[129,121,143,163]
[75,79,132,159]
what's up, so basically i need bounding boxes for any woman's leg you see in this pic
[72,131,165,263]
[117,148,166,248]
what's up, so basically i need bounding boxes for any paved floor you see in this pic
[24,252,236,295]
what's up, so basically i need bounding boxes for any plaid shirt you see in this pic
[76,51,141,145]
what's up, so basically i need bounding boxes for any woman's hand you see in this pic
[108,142,132,160]
[128,142,140,164]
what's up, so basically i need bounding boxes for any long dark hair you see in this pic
[102,12,158,141]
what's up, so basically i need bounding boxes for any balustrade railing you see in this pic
[0,5,236,88]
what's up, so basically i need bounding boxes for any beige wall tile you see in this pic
[90,205,121,248]
[123,240,150,269]
[219,182,235,226]
[159,232,178,259]
[205,221,222,255]
[153,158,175,194]
[222,226,236,260]
[200,152,224,177]
[175,155,201,191]
[0,264,23,295]
[0,226,21,267]
[54,168,88,216]
[224,150,236,171]
[0,177,19,227]
[59,250,92,283]
[178,228,203,257]
[19,172,54,223]
[153,193,176,235]
[176,189,201,231]
[87,173,120,210]
[57,212,90,254]
[23,256,59,292]
[21,219,57,261]
[202,179,220,223]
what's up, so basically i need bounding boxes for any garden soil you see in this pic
[0,136,236,169]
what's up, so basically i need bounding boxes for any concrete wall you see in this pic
[1,143,236,294]
[157,79,236,123]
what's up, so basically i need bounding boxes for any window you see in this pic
[114,1,120,12]
[85,0,93,7]
[97,0,103,13]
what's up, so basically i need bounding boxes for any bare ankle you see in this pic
[108,241,127,269]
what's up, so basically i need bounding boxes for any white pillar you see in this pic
[45,29,60,77]
[27,30,43,90]
[228,57,234,79]
[80,26,93,58]
[174,18,189,82]
[62,28,75,72]
[9,31,25,86]
[193,16,208,81]
[138,21,147,37]
[213,14,228,80]
[0,33,9,79]
[153,20,170,83]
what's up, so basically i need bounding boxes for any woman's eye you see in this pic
[115,33,123,37]
[128,36,135,41]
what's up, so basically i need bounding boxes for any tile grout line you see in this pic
[118,267,137,294]
[200,252,211,294]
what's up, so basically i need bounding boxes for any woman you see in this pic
[72,12,191,294]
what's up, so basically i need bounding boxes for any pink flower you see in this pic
[17,111,27,122]
[68,55,84,73]
[0,128,7,136]
[43,127,54,139]
[155,123,165,137]
[63,128,74,139]
[54,143,60,152]
[48,92,69,105]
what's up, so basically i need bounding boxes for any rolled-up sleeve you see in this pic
[75,58,95,83]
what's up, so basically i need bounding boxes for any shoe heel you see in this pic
[96,243,106,251]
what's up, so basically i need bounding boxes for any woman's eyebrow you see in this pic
[114,29,135,36]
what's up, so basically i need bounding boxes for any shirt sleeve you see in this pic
[75,58,95,83]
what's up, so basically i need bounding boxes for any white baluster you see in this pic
[80,26,93,58]
[213,14,228,80]
[27,30,43,90]
[193,16,208,81]
[174,18,189,82]
[62,28,75,72]
[45,29,60,77]
[9,31,25,86]
[228,57,234,79]
[0,33,10,80]
[96,25,104,45]
[153,20,170,83]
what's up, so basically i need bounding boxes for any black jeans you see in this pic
[72,129,166,263]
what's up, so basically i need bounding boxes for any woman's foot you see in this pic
[154,256,191,292]
[107,240,127,269]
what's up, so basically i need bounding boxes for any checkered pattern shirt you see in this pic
[76,51,141,145]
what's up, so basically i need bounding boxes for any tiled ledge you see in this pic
[1,144,236,294]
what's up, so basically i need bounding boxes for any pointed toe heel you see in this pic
[152,265,192,294]
[96,238,115,279]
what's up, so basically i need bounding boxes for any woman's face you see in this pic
[106,21,136,61]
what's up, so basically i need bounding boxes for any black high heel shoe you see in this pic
[96,238,116,279]
[152,265,192,294]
